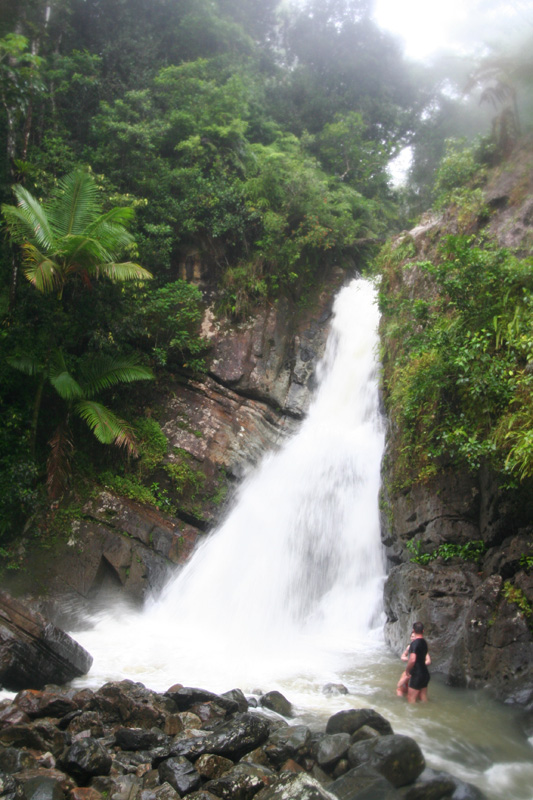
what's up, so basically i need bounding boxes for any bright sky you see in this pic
[373,0,469,60]
[373,0,531,61]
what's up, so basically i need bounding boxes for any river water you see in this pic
[68,279,533,800]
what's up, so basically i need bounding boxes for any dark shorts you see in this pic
[409,670,430,690]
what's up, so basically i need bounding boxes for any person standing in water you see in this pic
[404,621,430,703]
[396,629,431,697]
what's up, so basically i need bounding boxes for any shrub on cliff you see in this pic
[379,233,533,489]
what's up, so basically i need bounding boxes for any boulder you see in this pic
[203,763,275,799]
[0,771,18,800]
[18,775,66,800]
[165,686,238,715]
[13,689,78,720]
[60,738,112,783]
[90,774,143,800]
[221,689,249,713]
[195,754,234,780]
[0,592,93,692]
[0,745,37,772]
[328,764,397,800]
[114,727,170,752]
[322,684,348,697]
[316,735,351,770]
[158,756,202,795]
[254,773,336,800]
[13,769,75,799]
[400,767,485,800]
[70,789,104,800]
[201,713,271,760]
[264,725,311,766]
[347,735,425,788]
[326,710,393,738]
[86,681,168,728]
[259,691,293,718]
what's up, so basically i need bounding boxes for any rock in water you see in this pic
[0,591,93,691]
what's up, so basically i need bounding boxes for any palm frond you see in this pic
[2,187,54,250]
[479,82,514,110]
[98,261,153,283]
[22,245,63,293]
[58,234,114,266]
[80,355,153,398]
[85,206,136,236]
[49,369,84,401]
[7,354,44,376]
[85,220,135,257]
[75,400,138,454]
[49,169,102,236]
[48,350,84,400]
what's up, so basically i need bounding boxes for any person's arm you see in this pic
[405,652,416,677]
[425,651,431,665]
[401,645,410,662]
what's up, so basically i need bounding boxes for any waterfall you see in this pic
[70,278,533,800]
[75,277,386,694]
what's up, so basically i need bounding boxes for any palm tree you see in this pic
[2,168,152,301]
[464,36,533,151]
[2,168,154,492]
[10,350,153,498]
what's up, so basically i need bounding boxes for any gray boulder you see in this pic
[264,725,312,766]
[254,773,337,800]
[328,765,397,800]
[259,691,293,718]
[204,763,275,799]
[347,734,425,788]
[0,592,93,692]
[60,738,112,782]
[326,709,393,737]
[201,713,271,760]
[317,734,352,769]
[158,756,202,795]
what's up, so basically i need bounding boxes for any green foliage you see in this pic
[240,134,380,297]
[0,0,459,537]
[134,418,168,474]
[502,581,532,621]
[433,139,485,203]
[380,234,533,487]
[217,261,268,320]
[100,472,170,512]
[165,462,205,498]
[0,411,39,540]
[406,538,487,565]
[90,55,387,308]
[0,167,156,519]
[520,548,533,571]
[0,33,44,165]
[128,281,207,370]
[2,169,152,297]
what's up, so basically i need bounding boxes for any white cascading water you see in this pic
[68,278,533,800]
[74,277,386,694]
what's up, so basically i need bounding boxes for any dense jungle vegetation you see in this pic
[1,0,532,547]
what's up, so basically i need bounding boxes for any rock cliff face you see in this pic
[7,275,342,622]
[381,474,533,704]
[380,138,533,707]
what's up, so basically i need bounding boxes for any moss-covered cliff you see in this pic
[378,135,533,705]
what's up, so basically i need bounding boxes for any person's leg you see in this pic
[419,687,428,702]
[407,687,420,704]
[396,672,409,697]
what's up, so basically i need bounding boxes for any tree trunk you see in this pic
[8,249,19,311]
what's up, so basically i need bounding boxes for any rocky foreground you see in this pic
[0,680,486,800]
